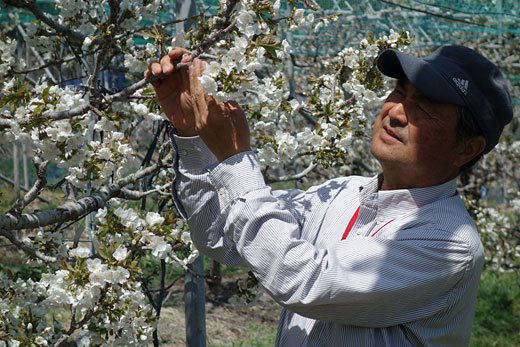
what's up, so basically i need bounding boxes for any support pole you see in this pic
[22,143,29,190]
[175,1,207,345]
[184,255,206,347]
[13,142,20,200]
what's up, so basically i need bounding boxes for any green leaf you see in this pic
[0,82,30,108]
[97,244,110,260]
[41,86,50,104]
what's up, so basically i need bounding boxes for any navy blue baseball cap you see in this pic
[376,45,513,154]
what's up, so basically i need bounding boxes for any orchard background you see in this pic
[0,0,518,346]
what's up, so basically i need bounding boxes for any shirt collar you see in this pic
[358,174,458,218]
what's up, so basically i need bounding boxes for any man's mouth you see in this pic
[382,125,402,143]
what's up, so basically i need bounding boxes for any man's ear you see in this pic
[454,135,486,168]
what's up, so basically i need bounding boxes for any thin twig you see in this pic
[0,172,50,203]
[4,0,86,45]
[9,155,48,216]
[0,118,14,127]
[115,183,171,200]
[299,107,317,125]
[141,279,159,312]
[53,290,102,347]
[266,162,317,183]
[128,95,157,100]
[336,95,355,110]
[87,0,121,99]
[12,54,83,74]
[0,228,57,262]
[290,53,313,68]
[146,273,184,293]
[330,67,343,115]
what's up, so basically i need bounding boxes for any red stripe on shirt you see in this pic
[341,206,360,240]
[370,218,396,237]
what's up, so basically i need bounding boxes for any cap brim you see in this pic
[377,49,466,107]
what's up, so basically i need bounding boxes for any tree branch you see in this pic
[4,0,85,45]
[12,54,80,74]
[266,162,317,183]
[0,172,50,203]
[9,1,240,127]
[114,183,171,200]
[0,228,57,262]
[0,154,172,230]
[9,155,48,216]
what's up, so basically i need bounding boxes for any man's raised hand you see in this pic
[144,48,197,136]
[189,59,251,162]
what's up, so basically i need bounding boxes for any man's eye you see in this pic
[416,103,436,118]
[388,89,403,99]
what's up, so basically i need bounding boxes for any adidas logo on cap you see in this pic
[452,77,469,95]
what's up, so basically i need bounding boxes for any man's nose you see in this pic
[387,102,408,126]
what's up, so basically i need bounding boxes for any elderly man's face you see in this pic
[371,80,462,188]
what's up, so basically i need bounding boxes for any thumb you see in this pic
[189,60,208,130]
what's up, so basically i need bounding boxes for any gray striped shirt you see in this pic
[172,135,484,347]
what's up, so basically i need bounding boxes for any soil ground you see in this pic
[157,278,280,346]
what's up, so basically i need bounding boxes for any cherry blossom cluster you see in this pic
[462,139,520,271]
[0,203,191,344]
[0,0,517,344]
[0,264,155,345]
[0,36,17,78]
[243,30,411,174]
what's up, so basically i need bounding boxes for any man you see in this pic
[146,45,513,346]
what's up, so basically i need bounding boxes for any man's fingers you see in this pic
[148,61,165,80]
[160,55,174,74]
[168,47,189,61]
[189,61,209,128]
[167,48,192,72]
[145,61,162,87]
[226,100,243,113]
[189,59,207,95]
[144,68,152,79]
[206,95,218,109]
[181,53,192,64]
[191,91,208,130]
[190,58,206,77]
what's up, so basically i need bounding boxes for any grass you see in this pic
[208,322,277,347]
[470,270,520,347]
[0,186,15,210]
[0,261,49,281]
[209,269,520,347]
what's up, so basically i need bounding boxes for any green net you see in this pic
[281,0,519,104]
[1,0,518,102]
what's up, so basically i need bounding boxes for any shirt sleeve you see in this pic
[208,152,475,327]
[172,134,308,268]
[172,134,245,266]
